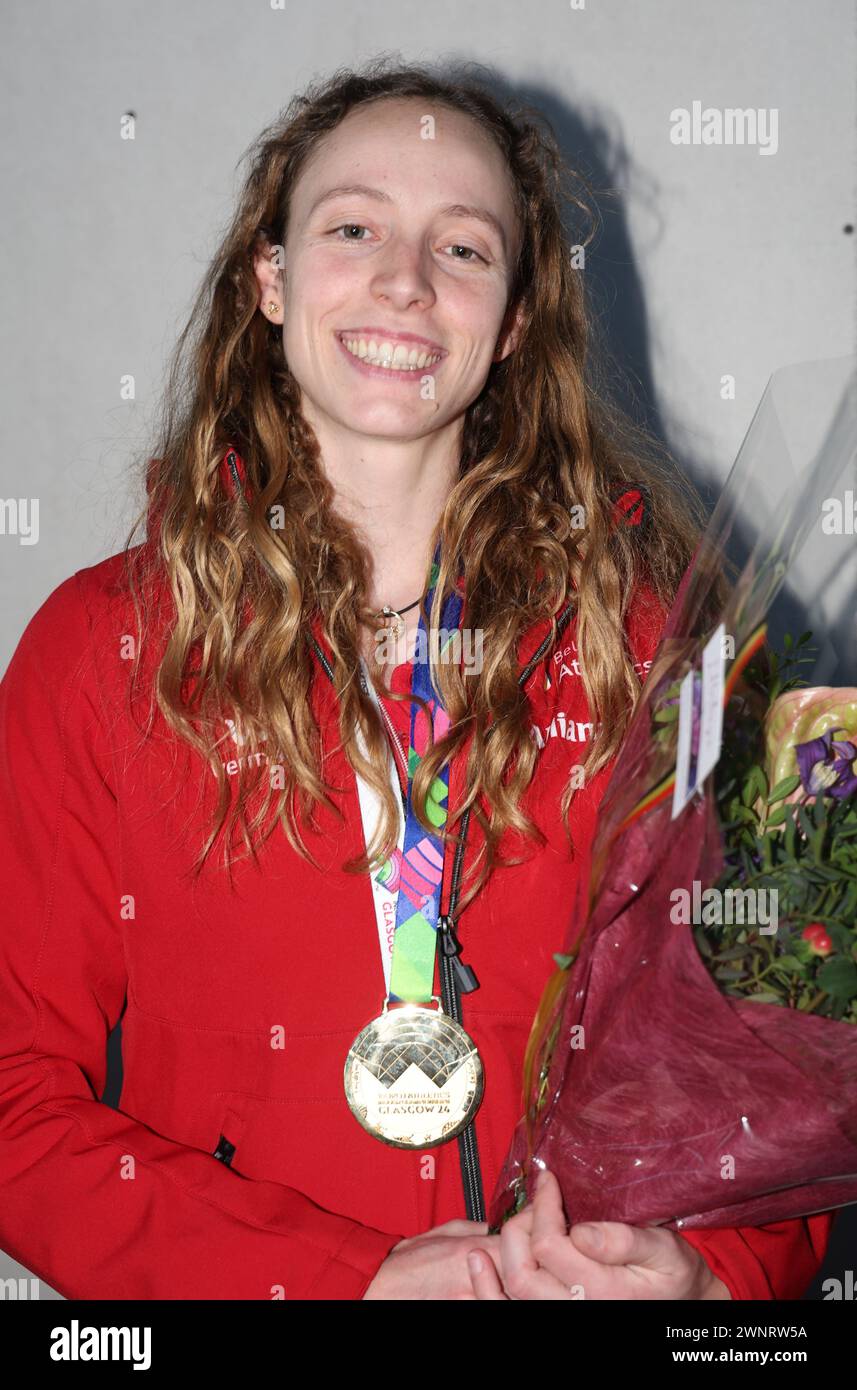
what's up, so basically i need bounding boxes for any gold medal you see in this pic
[344,998,484,1148]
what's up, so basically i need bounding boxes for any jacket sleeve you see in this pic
[0,574,402,1301]
[678,1212,836,1300]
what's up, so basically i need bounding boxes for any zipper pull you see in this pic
[439,914,480,993]
[213,1134,236,1167]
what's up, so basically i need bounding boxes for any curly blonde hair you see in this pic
[121,55,714,912]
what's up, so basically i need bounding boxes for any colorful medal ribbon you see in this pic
[373,540,463,1005]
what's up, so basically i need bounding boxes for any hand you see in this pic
[362,1218,503,1299]
[468,1169,732,1301]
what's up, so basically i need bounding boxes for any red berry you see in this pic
[802,923,833,956]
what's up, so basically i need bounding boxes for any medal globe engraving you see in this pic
[344,1004,483,1148]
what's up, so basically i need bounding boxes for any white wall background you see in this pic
[0,0,855,1296]
[1,0,854,671]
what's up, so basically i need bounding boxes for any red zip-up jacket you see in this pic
[0,506,835,1299]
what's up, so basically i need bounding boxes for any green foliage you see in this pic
[702,632,857,1024]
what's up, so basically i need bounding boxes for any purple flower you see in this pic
[795,728,857,799]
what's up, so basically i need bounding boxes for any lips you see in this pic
[334,330,446,379]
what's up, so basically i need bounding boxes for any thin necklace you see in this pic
[373,593,424,640]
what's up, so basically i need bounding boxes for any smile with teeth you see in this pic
[338,334,444,371]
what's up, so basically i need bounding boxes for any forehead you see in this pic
[290,97,519,242]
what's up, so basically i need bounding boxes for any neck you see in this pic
[316,430,462,612]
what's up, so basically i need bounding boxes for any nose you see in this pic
[369,238,437,311]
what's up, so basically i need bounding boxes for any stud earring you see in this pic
[267,302,280,315]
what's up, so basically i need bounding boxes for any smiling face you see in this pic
[256,97,524,446]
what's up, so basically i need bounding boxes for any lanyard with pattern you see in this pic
[354,542,463,1004]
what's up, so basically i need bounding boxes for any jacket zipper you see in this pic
[375,690,409,796]
[306,602,574,1223]
[443,602,575,1221]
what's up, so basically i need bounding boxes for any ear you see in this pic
[494,296,526,362]
[253,240,285,324]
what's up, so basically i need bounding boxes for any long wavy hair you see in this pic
[122,55,719,910]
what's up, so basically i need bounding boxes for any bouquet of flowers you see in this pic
[489,356,857,1232]
[696,664,857,1024]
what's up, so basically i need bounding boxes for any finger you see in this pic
[526,1227,632,1300]
[468,1250,508,1300]
[528,1168,583,1293]
[413,1219,491,1239]
[501,1200,573,1300]
[502,1204,535,1235]
[502,1203,626,1298]
[570,1221,678,1274]
[547,1221,693,1299]
[438,1219,491,1236]
[531,1168,569,1247]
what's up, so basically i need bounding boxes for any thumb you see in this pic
[570,1220,669,1269]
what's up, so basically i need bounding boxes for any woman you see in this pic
[0,59,834,1300]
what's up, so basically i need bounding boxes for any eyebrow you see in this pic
[307,183,508,251]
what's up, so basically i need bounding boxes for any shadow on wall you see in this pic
[92,71,857,1301]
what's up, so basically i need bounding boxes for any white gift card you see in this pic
[671,623,726,819]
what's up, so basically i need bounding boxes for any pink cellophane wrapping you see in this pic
[489,786,857,1230]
